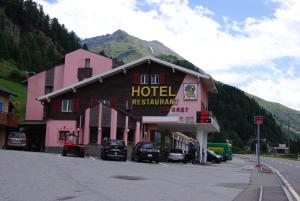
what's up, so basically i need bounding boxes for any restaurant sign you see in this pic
[131,86,178,106]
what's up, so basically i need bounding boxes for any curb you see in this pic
[261,162,300,201]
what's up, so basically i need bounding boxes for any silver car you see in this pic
[6,132,27,150]
[167,148,186,162]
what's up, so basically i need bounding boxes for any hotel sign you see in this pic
[131,86,178,106]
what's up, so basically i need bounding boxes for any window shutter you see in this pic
[110,98,117,108]
[90,98,98,107]
[73,99,80,112]
[53,99,61,113]
[160,73,165,85]
[132,73,140,84]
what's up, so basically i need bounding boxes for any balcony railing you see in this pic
[0,112,19,128]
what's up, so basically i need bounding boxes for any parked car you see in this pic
[132,142,160,163]
[207,149,223,163]
[207,142,233,161]
[101,140,127,161]
[6,132,27,150]
[62,133,85,158]
[167,148,186,163]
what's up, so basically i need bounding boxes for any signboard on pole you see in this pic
[254,115,263,125]
[196,111,212,123]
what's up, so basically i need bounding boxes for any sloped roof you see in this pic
[0,86,17,97]
[37,56,217,101]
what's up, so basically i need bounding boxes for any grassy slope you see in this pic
[0,59,27,79]
[248,94,300,138]
[0,78,26,120]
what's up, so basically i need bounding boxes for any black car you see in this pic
[101,140,127,161]
[207,150,223,163]
[132,142,160,163]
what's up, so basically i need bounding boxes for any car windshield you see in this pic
[142,143,156,149]
[170,149,183,153]
[8,132,25,138]
[208,150,216,154]
[109,140,124,146]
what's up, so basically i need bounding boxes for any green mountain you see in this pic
[82,29,183,63]
[247,94,300,139]
[155,56,286,151]
[0,0,82,119]
[0,1,297,151]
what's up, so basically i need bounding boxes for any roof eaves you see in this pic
[37,56,216,101]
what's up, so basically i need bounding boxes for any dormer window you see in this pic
[150,74,160,84]
[85,58,90,68]
[140,74,148,84]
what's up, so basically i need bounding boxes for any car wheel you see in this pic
[123,157,127,162]
[156,160,159,164]
[137,155,141,162]
[79,151,85,158]
[62,149,67,156]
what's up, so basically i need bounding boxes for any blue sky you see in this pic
[38,0,300,110]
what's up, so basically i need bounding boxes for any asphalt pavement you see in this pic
[0,150,292,201]
[261,156,300,196]
[0,150,251,201]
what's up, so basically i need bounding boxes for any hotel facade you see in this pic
[23,49,219,162]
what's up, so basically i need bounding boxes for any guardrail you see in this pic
[0,112,19,128]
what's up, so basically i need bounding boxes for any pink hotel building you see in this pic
[22,49,219,161]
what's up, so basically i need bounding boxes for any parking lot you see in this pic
[0,150,253,201]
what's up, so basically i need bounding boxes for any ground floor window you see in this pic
[128,129,135,145]
[101,127,110,144]
[89,127,98,144]
[117,128,124,140]
[150,130,161,148]
[59,131,68,141]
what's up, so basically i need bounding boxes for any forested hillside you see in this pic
[0,0,81,119]
[157,55,286,151]
[0,0,81,81]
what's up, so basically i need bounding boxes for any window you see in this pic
[89,127,98,144]
[59,131,67,140]
[85,58,91,68]
[0,101,3,112]
[45,86,53,94]
[150,74,160,84]
[140,74,148,84]
[61,99,72,112]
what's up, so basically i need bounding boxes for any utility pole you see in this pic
[254,115,263,168]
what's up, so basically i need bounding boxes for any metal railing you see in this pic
[0,112,19,128]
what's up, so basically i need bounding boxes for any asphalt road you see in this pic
[260,156,300,196]
[0,150,252,201]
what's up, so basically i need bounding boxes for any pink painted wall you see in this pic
[168,74,208,121]
[123,116,129,145]
[53,64,64,91]
[84,108,90,145]
[200,80,208,110]
[25,71,46,120]
[110,109,117,140]
[63,49,112,87]
[45,120,76,147]
[135,121,141,144]
[97,103,103,144]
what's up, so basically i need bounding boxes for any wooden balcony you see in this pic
[0,112,19,128]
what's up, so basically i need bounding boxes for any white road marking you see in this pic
[259,186,263,201]
[160,163,169,167]
[89,157,96,161]
[262,162,300,201]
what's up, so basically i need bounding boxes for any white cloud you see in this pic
[241,77,300,111]
[34,0,300,110]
